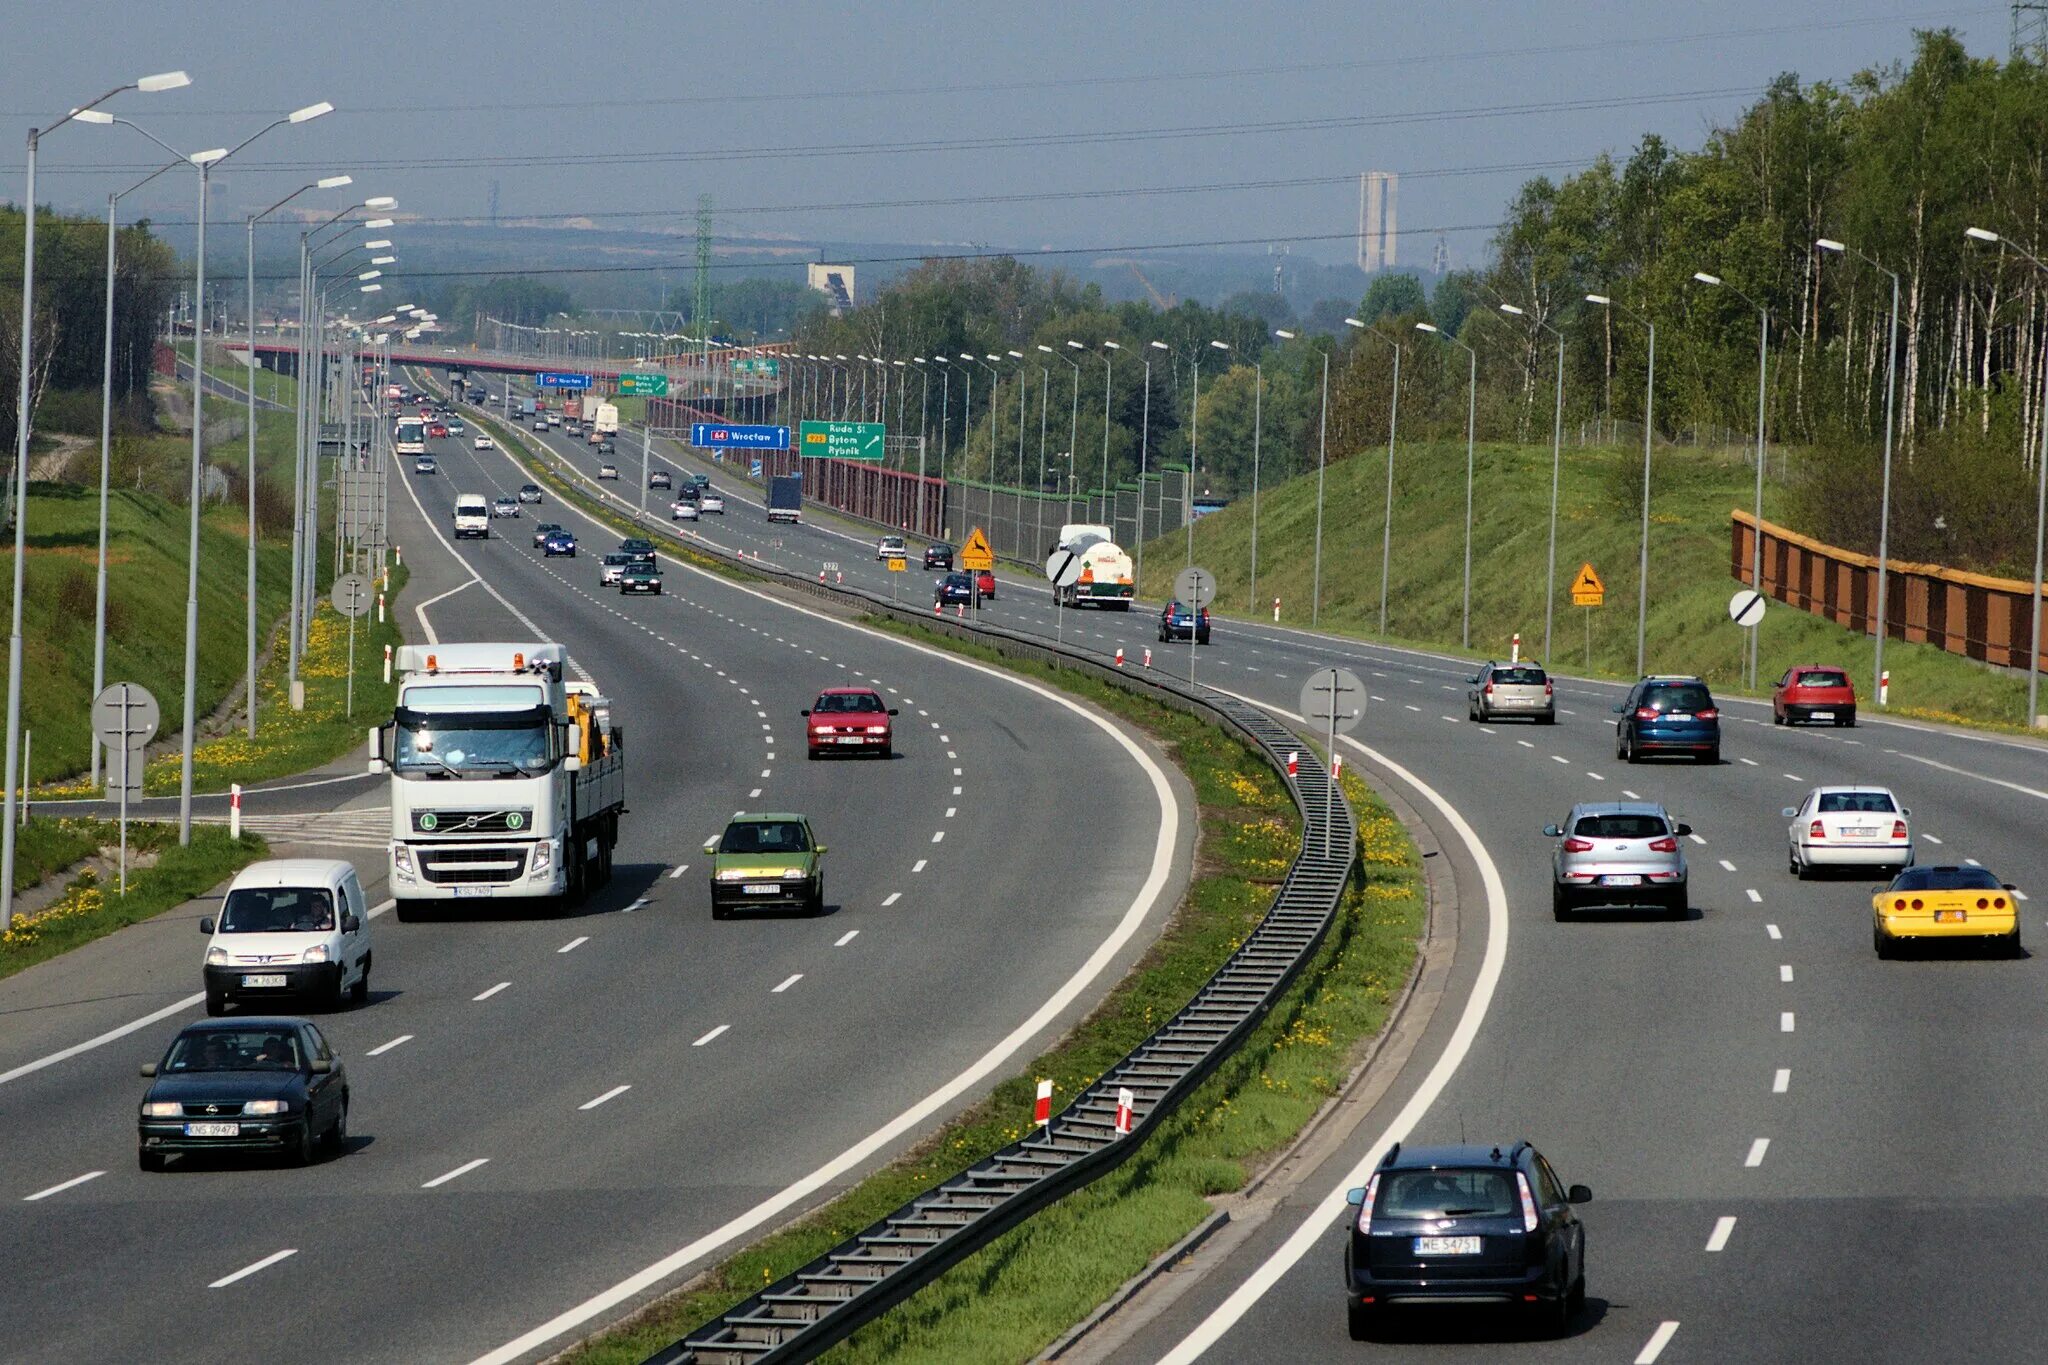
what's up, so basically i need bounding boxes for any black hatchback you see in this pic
[1344,1141,1590,1339]
[924,542,955,571]
[138,1018,349,1170]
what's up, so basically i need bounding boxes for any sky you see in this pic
[0,1,2012,277]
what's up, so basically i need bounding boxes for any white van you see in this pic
[200,859,373,1014]
[454,492,490,538]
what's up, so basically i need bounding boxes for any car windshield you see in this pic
[1642,684,1713,712]
[1892,866,2002,891]
[1493,667,1548,685]
[1818,791,1897,814]
[815,693,884,713]
[1572,813,1669,839]
[603,553,629,566]
[720,821,811,855]
[394,706,553,778]
[164,1029,303,1073]
[1796,669,1851,688]
[220,886,334,933]
[1375,1169,1517,1219]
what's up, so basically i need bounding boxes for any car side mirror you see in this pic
[1611,704,1626,714]
[799,709,811,717]
[564,753,583,772]
[888,709,899,716]
[310,1058,332,1074]
[342,913,360,934]
[1541,825,1562,838]
[703,840,718,855]
[368,726,387,774]
[1345,1186,1366,1207]
[815,845,828,855]
[1902,808,1911,818]
[1781,807,1799,818]
[2005,883,2019,892]
[1567,1184,1593,1204]
[1674,823,1693,837]
[1466,676,1479,685]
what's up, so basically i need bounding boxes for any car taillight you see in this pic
[1977,898,1989,909]
[1995,896,2009,909]
[1893,898,1907,910]
[1649,837,1678,853]
[1696,708,1719,721]
[1563,837,1594,853]
[1911,898,1924,910]
[1634,707,1657,720]
[1544,681,1554,696]
[1356,1174,1379,1234]
[1483,683,1495,695]
[1892,820,1908,839]
[1809,820,1825,839]
[1516,1172,1539,1232]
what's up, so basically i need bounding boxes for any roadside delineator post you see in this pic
[1273,596,1281,622]
[229,783,242,841]
[1511,632,1521,663]
[1286,750,1300,777]
[1880,669,1890,707]
[1143,647,1152,668]
[1034,1078,1053,1127]
[377,592,386,624]
[1332,754,1344,782]
[835,571,843,584]
[383,644,393,684]
[1115,647,1125,667]
[1114,1087,1135,1137]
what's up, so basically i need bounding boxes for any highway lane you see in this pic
[0,408,1188,1363]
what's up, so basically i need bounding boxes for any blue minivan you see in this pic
[1614,675,1721,764]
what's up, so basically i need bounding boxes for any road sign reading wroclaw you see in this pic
[799,420,887,461]
[616,372,669,397]
[691,423,791,450]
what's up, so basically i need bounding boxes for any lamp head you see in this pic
[1036,344,1054,353]
[317,174,353,190]
[1208,339,1230,351]
[1584,294,1611,306]
[289,101,334,124]
[1692,271,1722,286]
[1273,329,1296,339]
[364,218,395,229]
[1964,227,2000,244]
[1414,321,1440,334]
[1343,316,1365,327]
[364,196,396,210]
[190,147,228,166]
[1149,339,1169,351]
[363,239,392,249]
[137,71,193,93]
[1497,303,1525,316]
[1103,339,1121,350]
[72,110,115,125]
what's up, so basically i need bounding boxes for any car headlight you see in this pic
[780,867,808,880]
[243,1100,288,1116]
[142,1101,182,1117]
[530,838,553,874]
[715,869,750,882]
[206,947,230,966]
[300,944,329,964]
[813,725,835,734]
[392,843,415,876]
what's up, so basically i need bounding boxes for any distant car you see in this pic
[1773,664,1857,727]
[878,535,907,561]
[619,538,655,565]
[472,434,494,450]
[427,422,449,439]
[1543,800,1691,918]
[598,462,619,480]
[704,813,825,919]
[531,521,563,548]
[491,496,520,518]
[414,456,437,475]
[137,1018,349,1170]
[517,483,543,504]
[1785,785,1911,879]
[547,413,562,427]
[1873,864,2022,958]
[1159,599,1210,644]
[619,563,662,595]
[1343,1141,1589,1340]
[699,490,724,515]
[542,529,578,558]
[804,687,897,759]
[649,469,672,490]
[532,420,549,433]
[687,473,711,492]
[935,571,974,606]
[446,419,465,435]
[924,542,954,571]
[975,569,997,599]
[599,552,632,586]
[671,498,699,521]
[1468,661,1555,724]
[598,440,617,456]
[565,421,582,436]
[1613,675,1720,764]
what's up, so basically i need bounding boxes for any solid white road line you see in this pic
[422,1158,490,1189]
[881,892,901,907]
[0,991,204,1088]
[411,579,476,645]
[772,974,803,994]
[1780,964,1794,982]
[209,1248,297,1288]
[692,1025,729,1047]
[834,930,859,947]
[580,1085,632,1111]
[22,1171,104,1202]
[473,983,510,1002]
[1781,1012,1795,1032]
[1774,1068,1791,1093]
[1636,1321,1682,1363]
[365,1035,414,1057]
[558,936,589,954]
[1706,1216,1737,1251]
[1745,1138,1771,1167]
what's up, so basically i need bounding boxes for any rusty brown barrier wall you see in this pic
[1731,509,2046,672]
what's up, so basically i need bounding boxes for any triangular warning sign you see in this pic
[1572,562,1604,594]
[961,527,995,570]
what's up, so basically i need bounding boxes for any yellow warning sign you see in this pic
[960,527,995,572]
[1570,561,1605,608]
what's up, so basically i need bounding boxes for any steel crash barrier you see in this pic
[417,374,1359,1364]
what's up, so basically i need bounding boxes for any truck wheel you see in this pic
[392,899,426,923]
[205,989,227,1017]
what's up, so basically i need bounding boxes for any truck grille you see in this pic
[411,809,533,835]
[417,845,528,885]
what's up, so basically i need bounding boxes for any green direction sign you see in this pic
[733,357,781,377]
[799,420,887,461]
[617,372,669,397]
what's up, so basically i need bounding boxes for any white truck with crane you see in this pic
[370,643,625,919]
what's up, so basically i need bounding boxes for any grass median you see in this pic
[556,621,1423,1365]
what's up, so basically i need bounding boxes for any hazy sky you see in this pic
[0,1,2008,272]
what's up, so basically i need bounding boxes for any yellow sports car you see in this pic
[1872,864,2022,958]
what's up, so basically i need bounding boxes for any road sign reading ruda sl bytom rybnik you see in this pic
[616,372,669,397]
[798,420,887,461]
[960,528,995,572]
[1570,561,1605,608]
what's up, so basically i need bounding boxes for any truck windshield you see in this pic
[394,706,553,778]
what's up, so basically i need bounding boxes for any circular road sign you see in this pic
[1299,666,1366,736]
[1173,565,1217,610]
[1729,589,1767,628]
[331,572,373,619]
[1045,548,1085,589]
[91,682,161,749]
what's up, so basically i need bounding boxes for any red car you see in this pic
[975,569,996,600]
[427,422,449,439]
[803,687,897,758]
[1773,664,1857,727]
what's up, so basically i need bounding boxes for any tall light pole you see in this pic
[1187,340,1230,566]
[1047,344,1082,520]
[1692,273,1769,688]
[1415,322,1478,648]
[1964,227,2048,729]
[1586,293,1656,675]
[1499,303,1563,664]
[913,357,930,482]
[1094,340,1119,498]
[1343,316,1405,637]
[1139,341,1167,595]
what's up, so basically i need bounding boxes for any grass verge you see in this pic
[1,823,268,981]
[555,621,1423,1365]
[13,817,109,893]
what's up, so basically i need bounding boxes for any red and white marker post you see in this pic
[1115,647,1125,667]
[1286,750,1300,777]
[1114,1087,1135,1137]
[1880,669,1890,706]
[1143,647,1153,668]
[1034,1078,1053,1127]
[383,644,393,683]
[1332,754,1343,782]
[1273,596,1281,622]
[229,783,243,841]
[1511,632,1521,663]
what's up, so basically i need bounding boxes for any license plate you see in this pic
[1845,828,1879,839]
[240,974,287,989]
[743,883,781,895]
[1414,1236,1481,1256]
[1810,710,1834,720]
[184,1122,239,1137]
[1936,909,1966,923]
[836,737,866,745]
[1600,875,1643,887]
[451,885,497,898]
[1667,712,1692,721]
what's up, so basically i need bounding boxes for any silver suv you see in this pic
[1468,661,1555,724]
[1542,801,1690,919]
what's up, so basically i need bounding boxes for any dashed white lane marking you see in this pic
[1635,1322,1680,1364]
[952,786,962,796]
[760,769,771,778]
[423,1158,490,1189]
[772,974,803,994]
[1719,858,1737,872]
[1780,1012,1795,1033]
[623,898,648,914]
[1441,715,1460,724]
[1549,754,1569,765]
[1478,725,1495,734]
[953,768,963,777]
[558,936,589,954]
[1746,888,1763,903]
[1767,923,1782,940]
[209,1248,298,1288]
[882,892,901,906]
[912,858,928,872]
[931,830,945,843]
[1923,834,1944,845]
[1517,740,1535,748]
[944,806,957,818]
[1780,964,1794,983]
[835,930,860,947]
[580,1085,632,1111]
[1585,771,1605,781]
[1739,757,1760,766]
[23,1171,103,1202]
[1964,857,1982,867]
[1745,1138,1770,1167]
[1784,772,1804,781]
[365,1035,414,1057]
[1688,833,1707,845]
[1705,1216,1737,1252]
[668,864,689,879]
[473,982,510,1001]
[1404,704,1422,713]
[1622,789,1641,799]
[1773,1068,1791,1093]
[693,1025,729,1047]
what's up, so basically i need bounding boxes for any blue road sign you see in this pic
[750,458,763,478]
[537,371,592,390]
[691,423,791,450]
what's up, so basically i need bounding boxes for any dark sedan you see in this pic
[620,563,663,594]
[934,571,974,606]
[542,529,578,557]
[924,542,955,571]
[138,1018,348,1170]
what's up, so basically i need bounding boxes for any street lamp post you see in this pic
[1343,317,1405,636]
[1046,345,1082,524]
[1188,340,1230,567]
[1095,341,1119,499]
[1820,239,1902,710]
[1586,293,1656,675]
[1139,341,1167,596]
[1415,322,1479,648]
[1691,273,1769,688]
[1499,303,1563,664]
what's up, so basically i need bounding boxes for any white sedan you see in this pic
[877,535,907,561]
[473,434,495,450]
[700,491,725,515]
[671,498,700,521]
[1785,785,1913,879]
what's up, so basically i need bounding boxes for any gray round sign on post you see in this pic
[1299,667,1366,736]
[1173,565,1216,609]
[1045,548,1084,589]
[1729,589,1767,628]
[331,572,372,619]
[91,682,161,748]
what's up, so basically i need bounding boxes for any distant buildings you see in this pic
[1358,172,1398,274]
[807,263,855,313]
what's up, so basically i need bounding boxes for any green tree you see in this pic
[1357,273,1426,324]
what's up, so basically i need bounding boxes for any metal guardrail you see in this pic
[423,374,1359,1363]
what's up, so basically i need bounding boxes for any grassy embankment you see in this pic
[558,623,1424,1365]
[1161,439,2033,730]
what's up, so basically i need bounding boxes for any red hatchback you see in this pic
[803,687,897,758]
[1773,665,1857,727]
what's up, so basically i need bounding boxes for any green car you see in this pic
[705,814,826,918]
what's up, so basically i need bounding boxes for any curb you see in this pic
[1039,1210,1233,1361]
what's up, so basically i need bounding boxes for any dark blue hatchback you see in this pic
[1614,675,1721,764]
